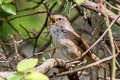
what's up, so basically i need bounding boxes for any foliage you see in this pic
[17,58,38,72]
[75,0,85,5]
[7,58,49,80]
[0,0,16,15]
[1,4,16,15]
[0,0,120,79]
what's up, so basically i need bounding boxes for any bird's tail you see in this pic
[89,52,107,68]
[81,39,107,68]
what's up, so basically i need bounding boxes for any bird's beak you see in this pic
[50,15,56,24]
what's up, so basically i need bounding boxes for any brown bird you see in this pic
[49,14,106,68]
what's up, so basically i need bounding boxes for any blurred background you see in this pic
[0,0,120,79]
[0,0,120,65]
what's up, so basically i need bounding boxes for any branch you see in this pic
[53,53,119,77]
[0,58,67,78]
[0,11,48,21]
[32,58,67,73]
[67,14,120,63]
[81,0,120,26]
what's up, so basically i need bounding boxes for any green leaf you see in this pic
[17,58,38,72]
[25,72,49,80]
[1,4,16,15]
[75,0,85,5]
[0,0,3,4]
[4,0,14,3]
[57,0,61,5]
[42,57,46,62]
[7,72,24,80]
[32,0,42,2]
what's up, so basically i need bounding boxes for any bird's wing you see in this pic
[63,29,88,52]
[63,29,107,68]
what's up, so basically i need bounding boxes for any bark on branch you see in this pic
[81,0,120,26]
[0,58,67,79]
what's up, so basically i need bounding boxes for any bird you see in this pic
[48,14,107,68]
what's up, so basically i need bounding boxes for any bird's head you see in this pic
[50,14,71,28]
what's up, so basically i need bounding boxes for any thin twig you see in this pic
[20,24,35,39]
[11,35,19,59]
[106,2,120,11]
[38,36,52,52]
[67,14,120,63]
[0,11,48,21]
[104,44,120,68]
[33,14,49,53]
[52,53,119,78]
[33,2,57,53]
[7,21,24,39]
[62,0,69,14]
[26,48,55,58]
[103,3,116,79]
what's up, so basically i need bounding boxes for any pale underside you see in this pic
[49,25,84,60]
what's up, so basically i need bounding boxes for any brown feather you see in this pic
[49,14,107,68]
[62,29,107,68]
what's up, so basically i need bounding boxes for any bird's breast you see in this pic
[49,26,81,59]
[49,26,65,47]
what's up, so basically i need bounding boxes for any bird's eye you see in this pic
[58,18,62,20]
